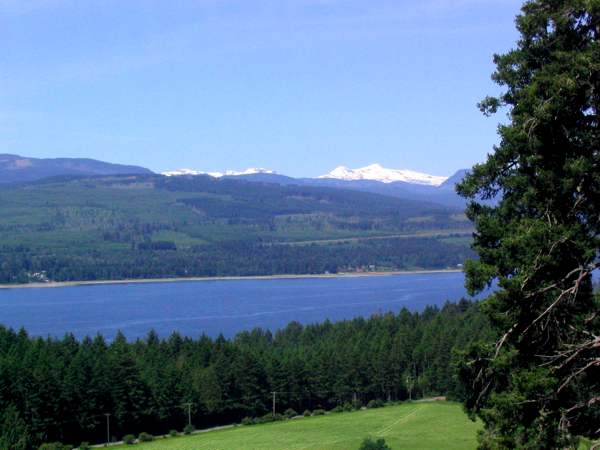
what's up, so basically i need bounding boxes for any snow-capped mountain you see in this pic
[318,163,448,187]
[163,163,449,187]
[162,168,275,178]
[162,168,209,177]
[156,163,467,207]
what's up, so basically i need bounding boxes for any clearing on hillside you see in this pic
[113,401,480,450]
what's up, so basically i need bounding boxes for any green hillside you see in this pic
[113,401,481,450]
[0,174,473,283]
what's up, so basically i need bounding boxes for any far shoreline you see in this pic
[0,269,463,290]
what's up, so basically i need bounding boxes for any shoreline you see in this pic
[0,269,462,290]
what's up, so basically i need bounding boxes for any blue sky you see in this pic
[1,0,522,177]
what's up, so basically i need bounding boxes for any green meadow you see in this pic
[113,401,481,450]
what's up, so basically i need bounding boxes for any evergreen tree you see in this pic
[456,0,600,447]
[195,365,224,415]
[0,405,31,450]
[108,332,150,436]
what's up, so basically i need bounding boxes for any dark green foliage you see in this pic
[260,413,276,423]
[342,402,354,412]
[284,408,298,419]
[37,444,71,450]
[122,435,135,445]
[0,405,31,450]
[0,301,490,448]
[168,429,178,437]
[137,432,153,442]
[457,0,600,448]
[0,174,473,284]
[78,443,90,450]
[312,409,325,416]
[303,409,312,417]
[183,424,195,435]
[241,417,254,426]
[367,399,385,409]
[259,412,284,423]
[358,437,391,450]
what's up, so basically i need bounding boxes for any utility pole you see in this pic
[104,413,111,446]
[184,402,192,427]
[271,391,277,416]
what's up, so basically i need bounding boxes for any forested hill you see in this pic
[0,153,152,184]
[0,174,473,284]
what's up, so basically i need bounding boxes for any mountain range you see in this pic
[162,163,467,207]
[0,154,468,207]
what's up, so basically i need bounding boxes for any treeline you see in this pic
[0,237,473,284]
[0,300,492,448]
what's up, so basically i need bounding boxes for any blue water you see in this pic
[0,273,487,340]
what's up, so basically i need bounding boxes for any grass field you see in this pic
[113,401,482,450]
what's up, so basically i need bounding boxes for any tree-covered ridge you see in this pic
[0,300,491,448]
[0,153,153,184]
[0,174,472,284]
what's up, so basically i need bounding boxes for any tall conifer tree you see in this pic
[457,0,600,447]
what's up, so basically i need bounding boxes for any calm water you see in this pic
[0,273,487,340]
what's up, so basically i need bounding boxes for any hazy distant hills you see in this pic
[0,154,153,183]
[216,175,465,208]
[221,171,469,208]
[300,176,467,208]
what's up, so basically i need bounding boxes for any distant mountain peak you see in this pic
[162,168,276,178]
[318,163,448,186]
